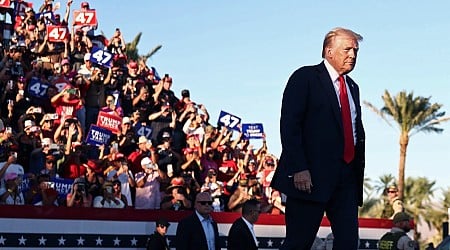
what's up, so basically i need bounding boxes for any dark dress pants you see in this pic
[280,164,359,250]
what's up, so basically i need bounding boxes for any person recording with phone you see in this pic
[39,113,58,140]
[108,28,126,56]
[50,85,83,127]
[0,154,24,205]
[100,94,123,116]
[27,174,59,206]
[93,181,125,208]
[2,77,32,130]
[0,119,18,163]
[0,171,25,205]
[66,177,92,207]
[134,157,162,209]
[53,116,82,147]
[115,117,137,156]
[16,119,40,173]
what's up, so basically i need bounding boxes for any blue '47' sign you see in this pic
[89,47,113,67]
[218,111,241,131]
[28,77,50,98]
[134,122,152,139]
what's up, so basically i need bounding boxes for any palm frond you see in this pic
[141,45,162,62]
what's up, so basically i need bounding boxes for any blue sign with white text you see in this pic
[242,123,264,139]
[86,125,112,146]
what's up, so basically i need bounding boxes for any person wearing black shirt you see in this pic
[146,218,170,250]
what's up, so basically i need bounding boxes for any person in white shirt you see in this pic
[93,181,125,208]
[134,157,161,209]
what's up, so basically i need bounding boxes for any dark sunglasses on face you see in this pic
[197,201,213,206]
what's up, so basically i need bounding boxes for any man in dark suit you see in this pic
[227,199,260,250]
[271,27,366,250]
[175,192,220,250]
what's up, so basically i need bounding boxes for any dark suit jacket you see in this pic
[271,62,365,206]
[227,217,258,250]
[175,211,220,250]
[146,231,169,250]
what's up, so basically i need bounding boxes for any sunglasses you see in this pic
[197,201,213,206]
[388,190,397,193]
[46,160,55,164]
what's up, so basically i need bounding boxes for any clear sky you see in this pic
[61,1,450,193]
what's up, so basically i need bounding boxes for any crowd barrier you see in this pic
[0,205,408,249]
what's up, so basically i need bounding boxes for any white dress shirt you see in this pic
[196,210,216,250]
[324,60,357,144]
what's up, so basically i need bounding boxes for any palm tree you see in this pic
[359,174,397,217]
[403,177,436,240]
[373,174,396,195]
[125,32,162,62]
[364,90,450,200]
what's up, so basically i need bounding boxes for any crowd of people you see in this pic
[0,0,284,215]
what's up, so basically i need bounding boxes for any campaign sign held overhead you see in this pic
[96,111,122,134]
[73,9,98,26]
[86,125,112,146]
[217,110,241,131]
[242,123,264,139]
[90,47,113,68]
[28,77,50,98]
[134,122,152,139]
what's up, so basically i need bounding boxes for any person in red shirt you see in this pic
[50,85,82,125]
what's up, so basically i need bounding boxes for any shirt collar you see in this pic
[324,59,343,83]
[242,217,253,229]
[195,210,212,222]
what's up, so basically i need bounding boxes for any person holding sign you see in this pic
[271,28,366,250]
[100,94,123,117]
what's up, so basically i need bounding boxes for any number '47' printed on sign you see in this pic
[73,10,97,26]
[218,111,241,131]
[47,26,69,42]
[90,47,113,67]
[28,78,50,98]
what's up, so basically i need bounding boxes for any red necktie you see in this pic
[338,75,354,163]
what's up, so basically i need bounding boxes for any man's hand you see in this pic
[293,170,313,193]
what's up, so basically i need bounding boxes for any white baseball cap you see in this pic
[141,157,152,166]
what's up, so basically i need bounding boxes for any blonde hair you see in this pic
[321,27,363,58]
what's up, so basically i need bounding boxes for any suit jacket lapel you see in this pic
[194,214,209,248]
[317,62,342,129]
[239,218,257,248]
